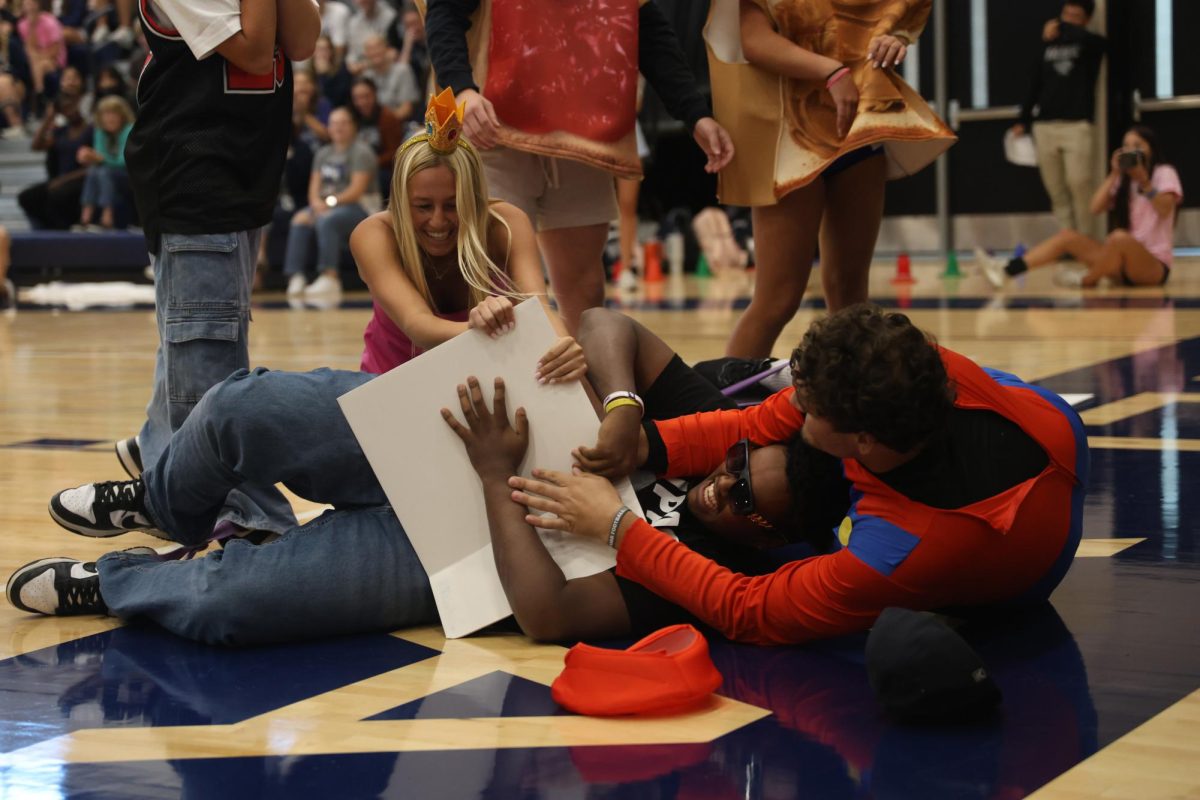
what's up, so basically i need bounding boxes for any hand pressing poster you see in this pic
[339,299,639,638]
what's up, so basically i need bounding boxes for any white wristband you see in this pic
[602,390,644,416]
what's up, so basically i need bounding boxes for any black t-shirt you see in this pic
[876,408,1049,509]
[126,9,293,254]
[614,475,784,638]
[1019,23,1106,129]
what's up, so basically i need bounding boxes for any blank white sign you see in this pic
[338,299,639,638]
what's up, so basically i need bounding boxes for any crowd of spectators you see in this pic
[0,0,428,292]
[264,0,427,292]
[2,0,139,231]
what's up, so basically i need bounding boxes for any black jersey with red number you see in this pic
[125,3,292,254]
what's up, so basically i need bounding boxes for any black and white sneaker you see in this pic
[115,436,143,478]
[49,479,154,537]
[6,558,108,616]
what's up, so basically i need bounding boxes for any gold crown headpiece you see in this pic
[400,88,470,157]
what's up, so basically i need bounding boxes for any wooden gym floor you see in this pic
[1,258,1199,798]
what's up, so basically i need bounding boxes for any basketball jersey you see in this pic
[126,1,292,254]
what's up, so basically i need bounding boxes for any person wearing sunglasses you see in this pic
[511,304,1090,645]
[442,306,852,642]
[8,306,848,646]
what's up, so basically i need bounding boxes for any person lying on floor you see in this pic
[6,309,848,645]
[510,304,1091,645]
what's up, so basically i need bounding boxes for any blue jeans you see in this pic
[283,204,368,277]
[98,368,437,646]
[80,164,123,208]
[139,230,296,536]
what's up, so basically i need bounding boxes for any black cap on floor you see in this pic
[866,607,1002,723]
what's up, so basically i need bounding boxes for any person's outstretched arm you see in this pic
[425,0,501,147]
[571,308,679,477]
[351,213,471,349]
[509,467,895,645]
[638,2,733,172]
[444,376,631,642]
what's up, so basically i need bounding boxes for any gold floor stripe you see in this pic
[5,700,771,765]
[1087,436,1200,452]
[1,626,768,766]
[1075,538,1145,557]
[1028,688,1200,800]
[1080,392,1200,426]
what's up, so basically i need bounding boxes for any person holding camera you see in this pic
[978,125,1182,289]
[1010,0,1107,238]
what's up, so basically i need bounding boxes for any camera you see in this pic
[1117,149,1146,172]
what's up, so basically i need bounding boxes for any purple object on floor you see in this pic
[720,361,789,397]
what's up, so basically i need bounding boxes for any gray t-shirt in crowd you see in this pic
[364,61,421,114]
[313,140,382,211]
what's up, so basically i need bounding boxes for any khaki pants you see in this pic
[1033,120,1097,237]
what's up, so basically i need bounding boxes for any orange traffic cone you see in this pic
[643,240,664,283]
[891,251,915,284]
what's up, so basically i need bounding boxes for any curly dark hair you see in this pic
[782,434,851,551]
[789,304,955,453]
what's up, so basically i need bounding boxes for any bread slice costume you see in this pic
[452,0,643,179]
[706,0,956,206]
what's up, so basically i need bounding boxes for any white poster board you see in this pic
[338,299,639,638]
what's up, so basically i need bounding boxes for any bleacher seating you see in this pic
[0,134,150,281]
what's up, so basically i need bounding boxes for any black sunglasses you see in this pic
[725,439,775,530]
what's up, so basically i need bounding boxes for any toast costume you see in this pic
[706,0,956,205]
[425,0,711,180]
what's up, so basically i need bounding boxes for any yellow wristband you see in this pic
[604,397,642,415]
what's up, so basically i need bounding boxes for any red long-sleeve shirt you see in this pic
[615,348,1088,645]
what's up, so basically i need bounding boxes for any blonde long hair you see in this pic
[389,139,526,310]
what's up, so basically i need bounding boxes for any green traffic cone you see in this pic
[942,250,961,278]
[696,252,711,278]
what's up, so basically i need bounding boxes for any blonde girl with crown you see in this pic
[353,89,586,380]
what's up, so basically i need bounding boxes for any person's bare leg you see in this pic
[0,225,10,284]
[819,154,886,310]
[616,177,640,275]
[1081,230,1165,287]
[0,75,24,128]
[725,181,825,358]
[29,58,46,96]
[115,0,133,29]
[538,223,609,334]
[1023,229,1104,269]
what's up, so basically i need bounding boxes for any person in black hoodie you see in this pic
[1011,0,1106,237]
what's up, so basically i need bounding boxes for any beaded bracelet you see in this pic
[608,506,632,548]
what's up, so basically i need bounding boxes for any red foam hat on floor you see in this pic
[551,624,723,716]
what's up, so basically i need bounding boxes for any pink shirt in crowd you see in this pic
[1114,164,1184,268]
[18,13,67,68]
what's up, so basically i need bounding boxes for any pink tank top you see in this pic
[360,302,471,373]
